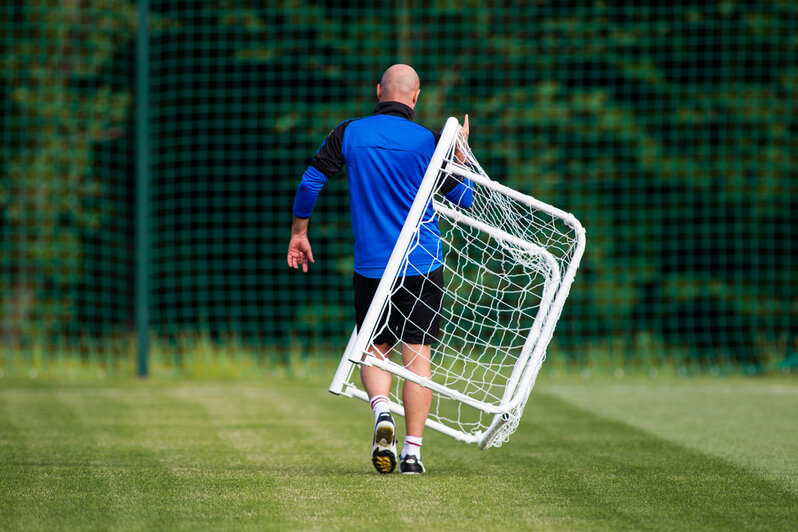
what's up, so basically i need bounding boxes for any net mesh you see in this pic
[344,128,584,447]
[1,2,796,376]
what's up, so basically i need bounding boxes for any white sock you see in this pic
[401,435,423,458]
[370,395,390,421]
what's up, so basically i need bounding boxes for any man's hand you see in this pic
[455,114,469,164]
[460,114,469,141]
[287,217,314,273]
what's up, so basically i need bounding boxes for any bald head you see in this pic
[377,64,421,108]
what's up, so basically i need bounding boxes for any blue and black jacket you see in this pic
[293,101,473,278]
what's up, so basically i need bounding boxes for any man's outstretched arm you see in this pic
[287,216,314,273]
[288,120,351,273]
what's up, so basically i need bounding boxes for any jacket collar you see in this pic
[374,101,414,120]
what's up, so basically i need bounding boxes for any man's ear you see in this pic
[376,83,382,101]
[412,89,420,105]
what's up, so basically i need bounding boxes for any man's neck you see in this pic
[374,101,414,120]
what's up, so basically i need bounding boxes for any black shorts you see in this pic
[354,267,444,347]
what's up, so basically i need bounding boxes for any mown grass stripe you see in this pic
[0,387,127,530]
[0,399,38,531]
[540,378,798,494]
[85,384,284,529]
[511,394,798,531]
[54,387,197,531]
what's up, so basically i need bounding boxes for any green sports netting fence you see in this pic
[1,1,796,376]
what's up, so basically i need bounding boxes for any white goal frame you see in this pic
[329,117,586,449]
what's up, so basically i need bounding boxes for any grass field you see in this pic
[1,374,796,531]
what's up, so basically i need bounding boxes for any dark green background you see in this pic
[1,1,795,372]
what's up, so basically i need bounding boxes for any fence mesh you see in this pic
[1,1,796,375]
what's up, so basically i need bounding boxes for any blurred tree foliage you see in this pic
[1,0,795,367]
[0,0,136,345]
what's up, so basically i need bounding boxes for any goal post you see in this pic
[329,117,586,449]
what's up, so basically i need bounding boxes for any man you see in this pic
[287,64,472,474]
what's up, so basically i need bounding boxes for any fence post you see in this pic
[135,0,150,377]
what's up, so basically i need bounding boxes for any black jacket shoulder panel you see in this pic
[310,118,359,177]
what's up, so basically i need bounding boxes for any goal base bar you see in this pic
[333,382,508,449]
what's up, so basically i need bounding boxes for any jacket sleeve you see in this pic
[292,120,351,218]
[439,176,474,209]
[292,166,328,218]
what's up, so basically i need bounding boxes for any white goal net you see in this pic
[330,117,586,449]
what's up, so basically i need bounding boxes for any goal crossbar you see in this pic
[447,163,583,232]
